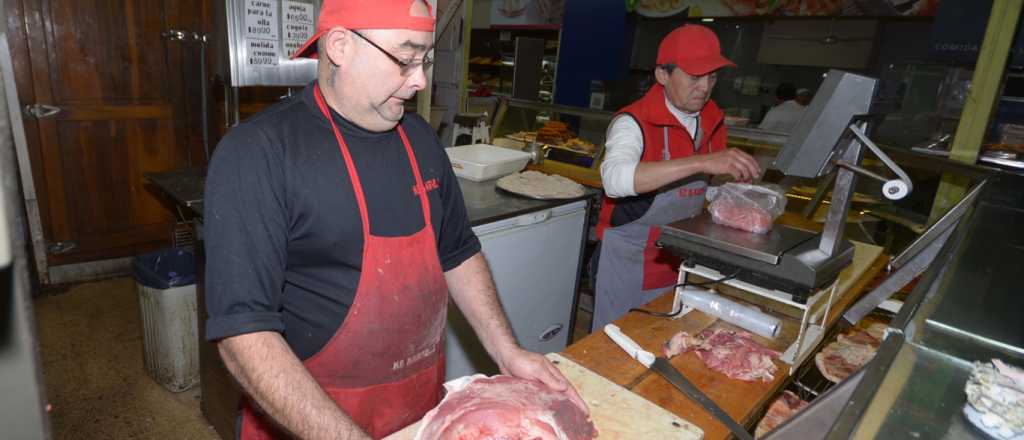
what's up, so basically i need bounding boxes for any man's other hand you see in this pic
[700,148,761,182]
[496,346,589,415]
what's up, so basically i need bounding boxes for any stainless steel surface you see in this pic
[846,342,990,439]
[505,98,615,120]
[800,172,834,219]
[726,126,790,146]
[818,174,1024,439]
[144,168,598,228]
[452,178,597,226]
[660,216,854,293]
[650,357,753,440]
[1,32,48,284]
[772,70,877,178]
[835,159,888,183]
[662,214,817,265]
[434,0,464,39]
[889,180,987,271]
[144,168,206,216]
[919,194,1024,354]
[818,138,861,257]
[979,153,1024,169]
[0,23,52,434]
[221,0,320,87]
[841,224,952,327]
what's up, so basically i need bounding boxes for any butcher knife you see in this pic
[604,324,754,440]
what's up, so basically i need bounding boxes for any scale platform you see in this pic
[658,213,854,303]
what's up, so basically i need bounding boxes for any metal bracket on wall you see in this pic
[23,103,60,118]
[46,241,77,256]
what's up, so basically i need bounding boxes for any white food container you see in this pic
[446,144,532,182]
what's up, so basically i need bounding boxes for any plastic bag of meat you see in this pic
[414,375,597,440]
[705,183,787,234]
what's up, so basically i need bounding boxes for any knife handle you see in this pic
[603,324,656,368]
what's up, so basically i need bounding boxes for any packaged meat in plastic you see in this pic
[705,183,787,234]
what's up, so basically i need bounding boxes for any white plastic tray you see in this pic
[446,144,531,182]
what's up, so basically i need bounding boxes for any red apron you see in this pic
[239,85,449,439]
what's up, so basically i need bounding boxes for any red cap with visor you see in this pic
[291,0,435,59]
[656,25,736,76]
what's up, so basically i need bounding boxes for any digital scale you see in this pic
[656,70,916,372]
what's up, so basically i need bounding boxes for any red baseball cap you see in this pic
[291,0,435,59]
[656,25,735,76]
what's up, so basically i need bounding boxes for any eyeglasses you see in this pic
[350,30,433,77]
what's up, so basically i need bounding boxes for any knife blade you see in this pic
[604,324,753,440]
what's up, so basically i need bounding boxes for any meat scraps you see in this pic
[709,198,775,234]
[754,390,809,438]
[815,323,887,383]
[414,375,597,440]
[663,329,780,382]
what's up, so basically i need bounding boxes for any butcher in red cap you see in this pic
[204,1,585,439]
[592,24,761,330]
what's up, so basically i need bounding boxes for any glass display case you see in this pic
[492,98,615,169]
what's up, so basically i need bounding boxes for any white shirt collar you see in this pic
[664,95,700,122]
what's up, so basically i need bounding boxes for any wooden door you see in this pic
[7,0,209,266]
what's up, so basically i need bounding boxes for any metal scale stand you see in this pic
[670,261,842,374]
[657,70,915,375]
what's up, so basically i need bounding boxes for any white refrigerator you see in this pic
[445,200,589,380]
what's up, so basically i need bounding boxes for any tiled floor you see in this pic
[34,277,218,440]
[35,276,596,439]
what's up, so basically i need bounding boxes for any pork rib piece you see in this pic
[663,329,780,382]
[754,390,809,438]
[414,375,597,440]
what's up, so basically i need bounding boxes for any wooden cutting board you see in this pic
[385,353,703,439]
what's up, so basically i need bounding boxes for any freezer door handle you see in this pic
[515,209,551,226]
[538,324,564,342]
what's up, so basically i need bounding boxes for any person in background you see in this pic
[759,82,807,133]
[203,1,585,439]
[795,87,813,106]
[592,25,761,331]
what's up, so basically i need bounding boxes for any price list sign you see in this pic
[283,1,316,58]
[227,0,319,86]
[244,0,280,67]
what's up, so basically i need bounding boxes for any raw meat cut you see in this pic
[663,329,780,382]
[705,183,787,234]
[754,390,809,438]
[815,324,887,383]
[663,331,703,358]
[709,199,774,234]
[414,375,597,440]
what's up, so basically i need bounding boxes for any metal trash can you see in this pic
[133,247,199,392]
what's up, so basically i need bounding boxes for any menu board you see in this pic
[225,0,320,87]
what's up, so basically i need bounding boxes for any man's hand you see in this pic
[700,148,761,182]
[496,346,589,415]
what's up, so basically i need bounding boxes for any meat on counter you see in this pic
[664,328,780,382]
[754,390,809,438]
[815,322,886,383]
[414,375,597,440]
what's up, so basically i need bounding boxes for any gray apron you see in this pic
[593,125,708,331]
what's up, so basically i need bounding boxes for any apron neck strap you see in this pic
[312,84,434,238]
